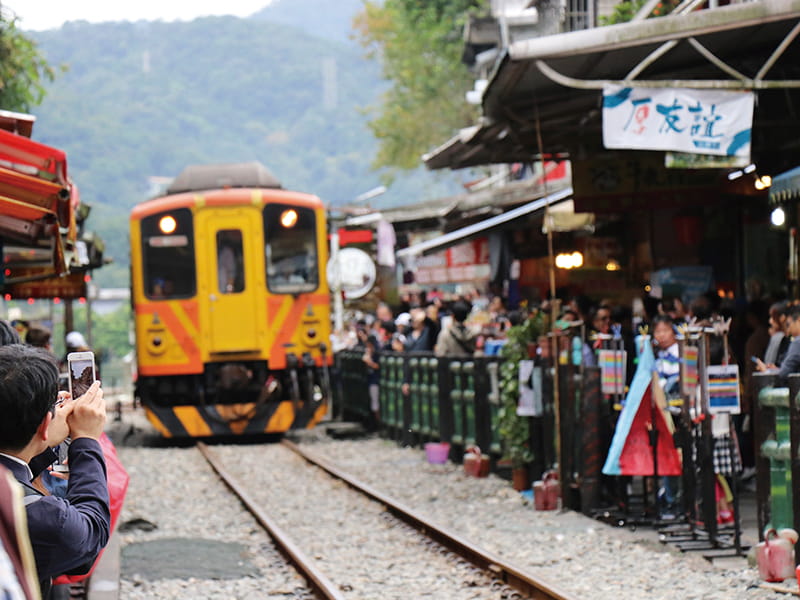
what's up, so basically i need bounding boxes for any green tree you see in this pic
[354,0,486,175]
[0,7,57,111]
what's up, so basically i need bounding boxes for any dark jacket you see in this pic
[778,337,800,382]
[0,438,110,589]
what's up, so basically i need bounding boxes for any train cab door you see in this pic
[196,209,262,353]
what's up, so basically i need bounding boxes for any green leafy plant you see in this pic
[0,9,59,111]
[497,311,545,468]
[599,0,681,25]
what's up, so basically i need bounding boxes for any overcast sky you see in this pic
[5,0,275,31]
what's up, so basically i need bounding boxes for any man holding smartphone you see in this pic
[0,344,110,599]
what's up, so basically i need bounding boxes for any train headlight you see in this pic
[146,334,167,356]
[159,215,177,234]
[301,326,321,347]
[280,209,298,228]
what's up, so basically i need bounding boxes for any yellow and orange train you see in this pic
[130,163,331,437]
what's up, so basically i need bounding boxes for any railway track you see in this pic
[198,440,576,600]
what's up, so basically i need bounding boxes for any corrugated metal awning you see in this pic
[424,0,800,171]
[769,165,800,203]
[397,186,572,258]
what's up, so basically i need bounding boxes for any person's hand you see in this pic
[401,383,410,396]
[754,357,778,373]
[67,381,106,441]
[47,466,69,481]
[47,391,74,446]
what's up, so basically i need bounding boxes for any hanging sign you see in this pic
[602,85,754,158]
[517,360,543,417]
[705,364,741,414]
[598,349,626,395]
[681,345,699,399]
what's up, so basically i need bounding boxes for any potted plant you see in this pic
[497,310,544,490]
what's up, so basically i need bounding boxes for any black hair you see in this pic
[745,300,769,328]
[689,295,713,321]
[652,314,675,329]
[0,344,60,451]
[611,304,632,323]
[381,320,396,335]
[770,301,790,320]
[788,303,800,322]
[0,320,20,346]
[571,294,593,318]
[507,310,523,327]
[25,324,52,348]
[451,300,471,323]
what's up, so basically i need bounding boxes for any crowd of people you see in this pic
[334,284,793,522]
[0,322,110,600]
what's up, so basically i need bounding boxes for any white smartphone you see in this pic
[52,442,70,473]
[67,351,96,399]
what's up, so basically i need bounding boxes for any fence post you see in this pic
[474,356,492,456]
[487,359,502,456]
[450,361,464,449]
[754,371,777,536]
[789,373,800,560]
[463,361,476,448]
[402,354,413,446]
[580,366,602,516]
[427,357,440,440]
[439,357,454,446]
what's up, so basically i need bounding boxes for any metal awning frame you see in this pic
[502,0,800,94]
[396,186,572,258]
[424,0,800,171]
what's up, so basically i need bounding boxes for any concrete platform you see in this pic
[88,531,120,600]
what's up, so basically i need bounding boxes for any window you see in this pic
[141,208,196,299]
[216,229,244,294]
[264,204,318,294]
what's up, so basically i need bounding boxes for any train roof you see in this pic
[167,162,281,194]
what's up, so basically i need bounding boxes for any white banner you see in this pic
[602,85,754,158]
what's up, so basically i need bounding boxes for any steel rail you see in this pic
[281,438,577,600]
[196,442,346,600]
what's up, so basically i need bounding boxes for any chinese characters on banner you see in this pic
[414,238,490,285]
[602,85,754,159]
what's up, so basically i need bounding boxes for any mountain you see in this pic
[251,0,368,44]
[28,7,461,287]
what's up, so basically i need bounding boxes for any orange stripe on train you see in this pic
[137,302,202,372]
[269,298,307,368]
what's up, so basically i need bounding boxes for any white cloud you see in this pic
[5,0,274,32]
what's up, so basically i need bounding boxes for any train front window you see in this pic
[141,208,196,299]
[216,229,244,294]
[264,204,318,294]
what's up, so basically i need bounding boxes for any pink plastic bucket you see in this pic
[425,442,450,464]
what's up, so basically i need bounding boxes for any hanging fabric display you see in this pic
[603,336,682,476]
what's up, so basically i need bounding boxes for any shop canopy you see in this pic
[424,0,800,173]
[769,165,800,204]
[0,124,79,285]
[397,186,572,258]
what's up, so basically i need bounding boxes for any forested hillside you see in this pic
[251,0,367,43]
[28,5,462,286]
